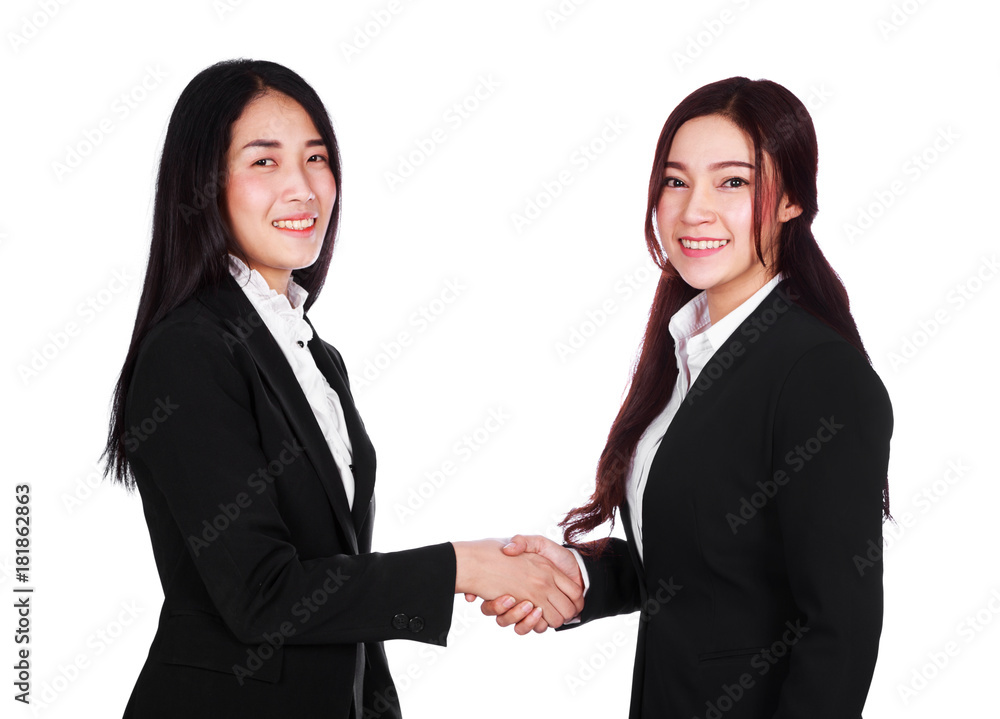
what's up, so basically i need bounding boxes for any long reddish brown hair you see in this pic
[561,77,890,547]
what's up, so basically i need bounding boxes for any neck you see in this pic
[248,263,291,297]
[706,269,775,324]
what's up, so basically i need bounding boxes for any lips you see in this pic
[679,236,729,258]
[271,212,316,234]
[272,217,316,230]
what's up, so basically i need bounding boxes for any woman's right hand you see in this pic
[453,538,583,629]
[473,535,584,635]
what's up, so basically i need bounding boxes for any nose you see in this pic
[680,182,716,226]
[281,163,316,204]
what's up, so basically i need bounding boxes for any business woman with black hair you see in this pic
[102,59,582,719]
[482,78,893,718]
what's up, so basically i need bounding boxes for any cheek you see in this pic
[225,172,269,221]
[717,193,753,236]
[656,194,679,231]
[318,173,337,209]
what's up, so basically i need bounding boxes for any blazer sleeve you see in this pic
[126,320,457,647]
[771,341,892,718]
[563,538,642,627]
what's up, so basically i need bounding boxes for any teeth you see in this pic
[272,218,316,230]
[681,239,729,249]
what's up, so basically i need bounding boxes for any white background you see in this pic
[2,0,999,716]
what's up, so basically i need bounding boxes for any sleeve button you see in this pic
[392,613,409,630]
[408,617,425,633]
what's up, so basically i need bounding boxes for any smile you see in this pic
[680,238,729,249]
[272,218,316,230]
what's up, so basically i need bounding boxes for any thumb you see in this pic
[501,535,528,556]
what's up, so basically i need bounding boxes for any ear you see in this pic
[777,194,802,223]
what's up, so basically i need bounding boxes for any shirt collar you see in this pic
[669,272,785,351]
[226,253,309,311]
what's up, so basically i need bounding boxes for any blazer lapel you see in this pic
[660,283,791,445]
[198,275,359,554]
[303,318,377,534]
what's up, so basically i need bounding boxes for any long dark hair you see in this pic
[102,59,343,489]
[561,77,890,545]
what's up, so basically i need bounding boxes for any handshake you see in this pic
[454,535,585,635]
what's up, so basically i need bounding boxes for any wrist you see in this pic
[452,540,484,595]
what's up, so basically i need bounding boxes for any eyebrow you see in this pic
[240,138,326,150]
[666,160,755,171]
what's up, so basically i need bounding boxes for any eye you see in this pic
[663,177,687,188]
[253,158,276,167]
[307,154,328,163]
[722,177,749,188]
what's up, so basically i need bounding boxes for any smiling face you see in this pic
[656,114,801,322]
[223,91,337,295]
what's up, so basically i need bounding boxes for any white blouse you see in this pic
[570,273,785,596]
[227,254,355,508]
[625,272,785,562]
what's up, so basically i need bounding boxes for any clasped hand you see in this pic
[456,535,583,635]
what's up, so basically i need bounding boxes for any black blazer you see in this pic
[122,274,457,718]
[574,284,893,719]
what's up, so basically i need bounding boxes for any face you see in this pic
[224,91,336,294]
[656,114,800,319]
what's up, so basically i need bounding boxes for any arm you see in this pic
[128,322,579,647]
[771,342,892,717]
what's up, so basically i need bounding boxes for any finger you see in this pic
[464,593,477,602]
[496,600,535,629]
[480,595,517,618]
[502,535,528,556]
[551,560,586,615]
[531,560,584,625]
[532,619,550,634]
[514,606,543,636]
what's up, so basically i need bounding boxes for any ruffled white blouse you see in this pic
[227,254,355,508]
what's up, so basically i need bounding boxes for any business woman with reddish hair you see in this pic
[484,77,893,719]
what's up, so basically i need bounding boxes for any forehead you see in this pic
[229,92,320,145]
[667,114,754,164]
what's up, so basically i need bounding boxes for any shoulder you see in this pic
[129,290,254,405]
[137,298,232,365]
[773,309,892,428]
